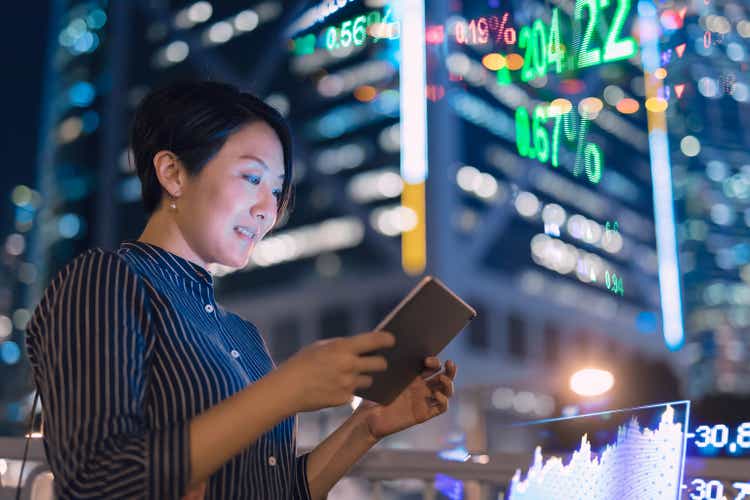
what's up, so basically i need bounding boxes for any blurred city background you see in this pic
[0,0,749,498]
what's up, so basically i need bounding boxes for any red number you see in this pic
[455,21,466,44]
[477,17,489,44]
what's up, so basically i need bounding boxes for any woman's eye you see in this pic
[244,175,261,185]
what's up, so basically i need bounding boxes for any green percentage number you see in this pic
[605,270,624,296]
[515,105,550,162]
[513,0,636,80]
[323,9,390,52]
[573,0,636,68]
[516,103,603,185]
[605,220,619,232]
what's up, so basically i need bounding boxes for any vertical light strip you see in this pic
[402,182,426,273]
[640,0,684,350]
[398,0,428,274]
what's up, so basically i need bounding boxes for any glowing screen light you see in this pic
[505,402,690,500]
[569,368,615,397]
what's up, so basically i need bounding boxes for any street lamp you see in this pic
[570,368,615,397]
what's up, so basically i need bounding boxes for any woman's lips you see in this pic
[234,226,256,241]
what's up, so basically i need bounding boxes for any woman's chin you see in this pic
[227,248,253,269]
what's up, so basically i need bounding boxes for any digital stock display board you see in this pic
[497,402,750,500]
[425,0,677,343]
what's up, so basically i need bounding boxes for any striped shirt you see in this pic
[25,240,312,499]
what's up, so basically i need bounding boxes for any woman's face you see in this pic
[175,120,285,269]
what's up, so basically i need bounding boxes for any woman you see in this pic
[25,81,457,500]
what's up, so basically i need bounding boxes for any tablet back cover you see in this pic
[355,276,476,405]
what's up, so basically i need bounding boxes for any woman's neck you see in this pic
[137,208,208,268]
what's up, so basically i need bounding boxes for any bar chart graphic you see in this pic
[506,402,689,500]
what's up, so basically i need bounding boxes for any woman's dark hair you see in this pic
[130,80,294,218]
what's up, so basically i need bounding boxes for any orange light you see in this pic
[548,98,573,117]
[354,85,377,102]
[482,53,506,71]
[616,98,640,114]
[505,53,524,70]
[654,68,668,80]
[645,96,669,113]
[578,97,603,119]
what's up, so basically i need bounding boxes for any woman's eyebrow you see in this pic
[238,154,285,179]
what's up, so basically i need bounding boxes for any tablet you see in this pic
[354,276,477,405]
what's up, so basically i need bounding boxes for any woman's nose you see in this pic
[251,186,275,222]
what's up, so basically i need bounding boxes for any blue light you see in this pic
[1,341,21,365]
[72,31,95,53]
[15,206,34,224]
[58,213,82,238]
[438,446,470,462]
[636,311,658,334]
[69,81,96,107]
[640,0,685,350]
[71,32,100,54]
[119,177,143,202]
[434,473,464,500]
[733,243,750,265]
[372,89,400,117]
[86,9,107,30]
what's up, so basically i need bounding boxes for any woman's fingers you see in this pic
[445,360,457,378]
[421,356,442,378]
[356,354,388,373]
[430,391,449,413]
[355,375,374,389]
[427,374,454,398]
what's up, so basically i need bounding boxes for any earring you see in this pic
[169,202,176,210]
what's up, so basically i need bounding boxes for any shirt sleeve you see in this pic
[25,250,191,499]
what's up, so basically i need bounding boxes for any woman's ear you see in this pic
[152,150,186,198]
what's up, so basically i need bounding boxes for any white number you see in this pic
[340,20,353,47]
[711,424,729,448]
[734,481,750,500]
[690,479,707,500]
[695,425,712,447]
[705,480,723,500]
[353,16,366,45]
[738,422,750,448]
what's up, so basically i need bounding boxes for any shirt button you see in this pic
[204,304,214,313]
[230,349,240,358]
[268,456,277,466]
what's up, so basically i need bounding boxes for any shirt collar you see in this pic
[119,240,214,287]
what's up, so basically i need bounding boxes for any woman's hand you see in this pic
[278,331,395,413]
[359,357,456,440]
